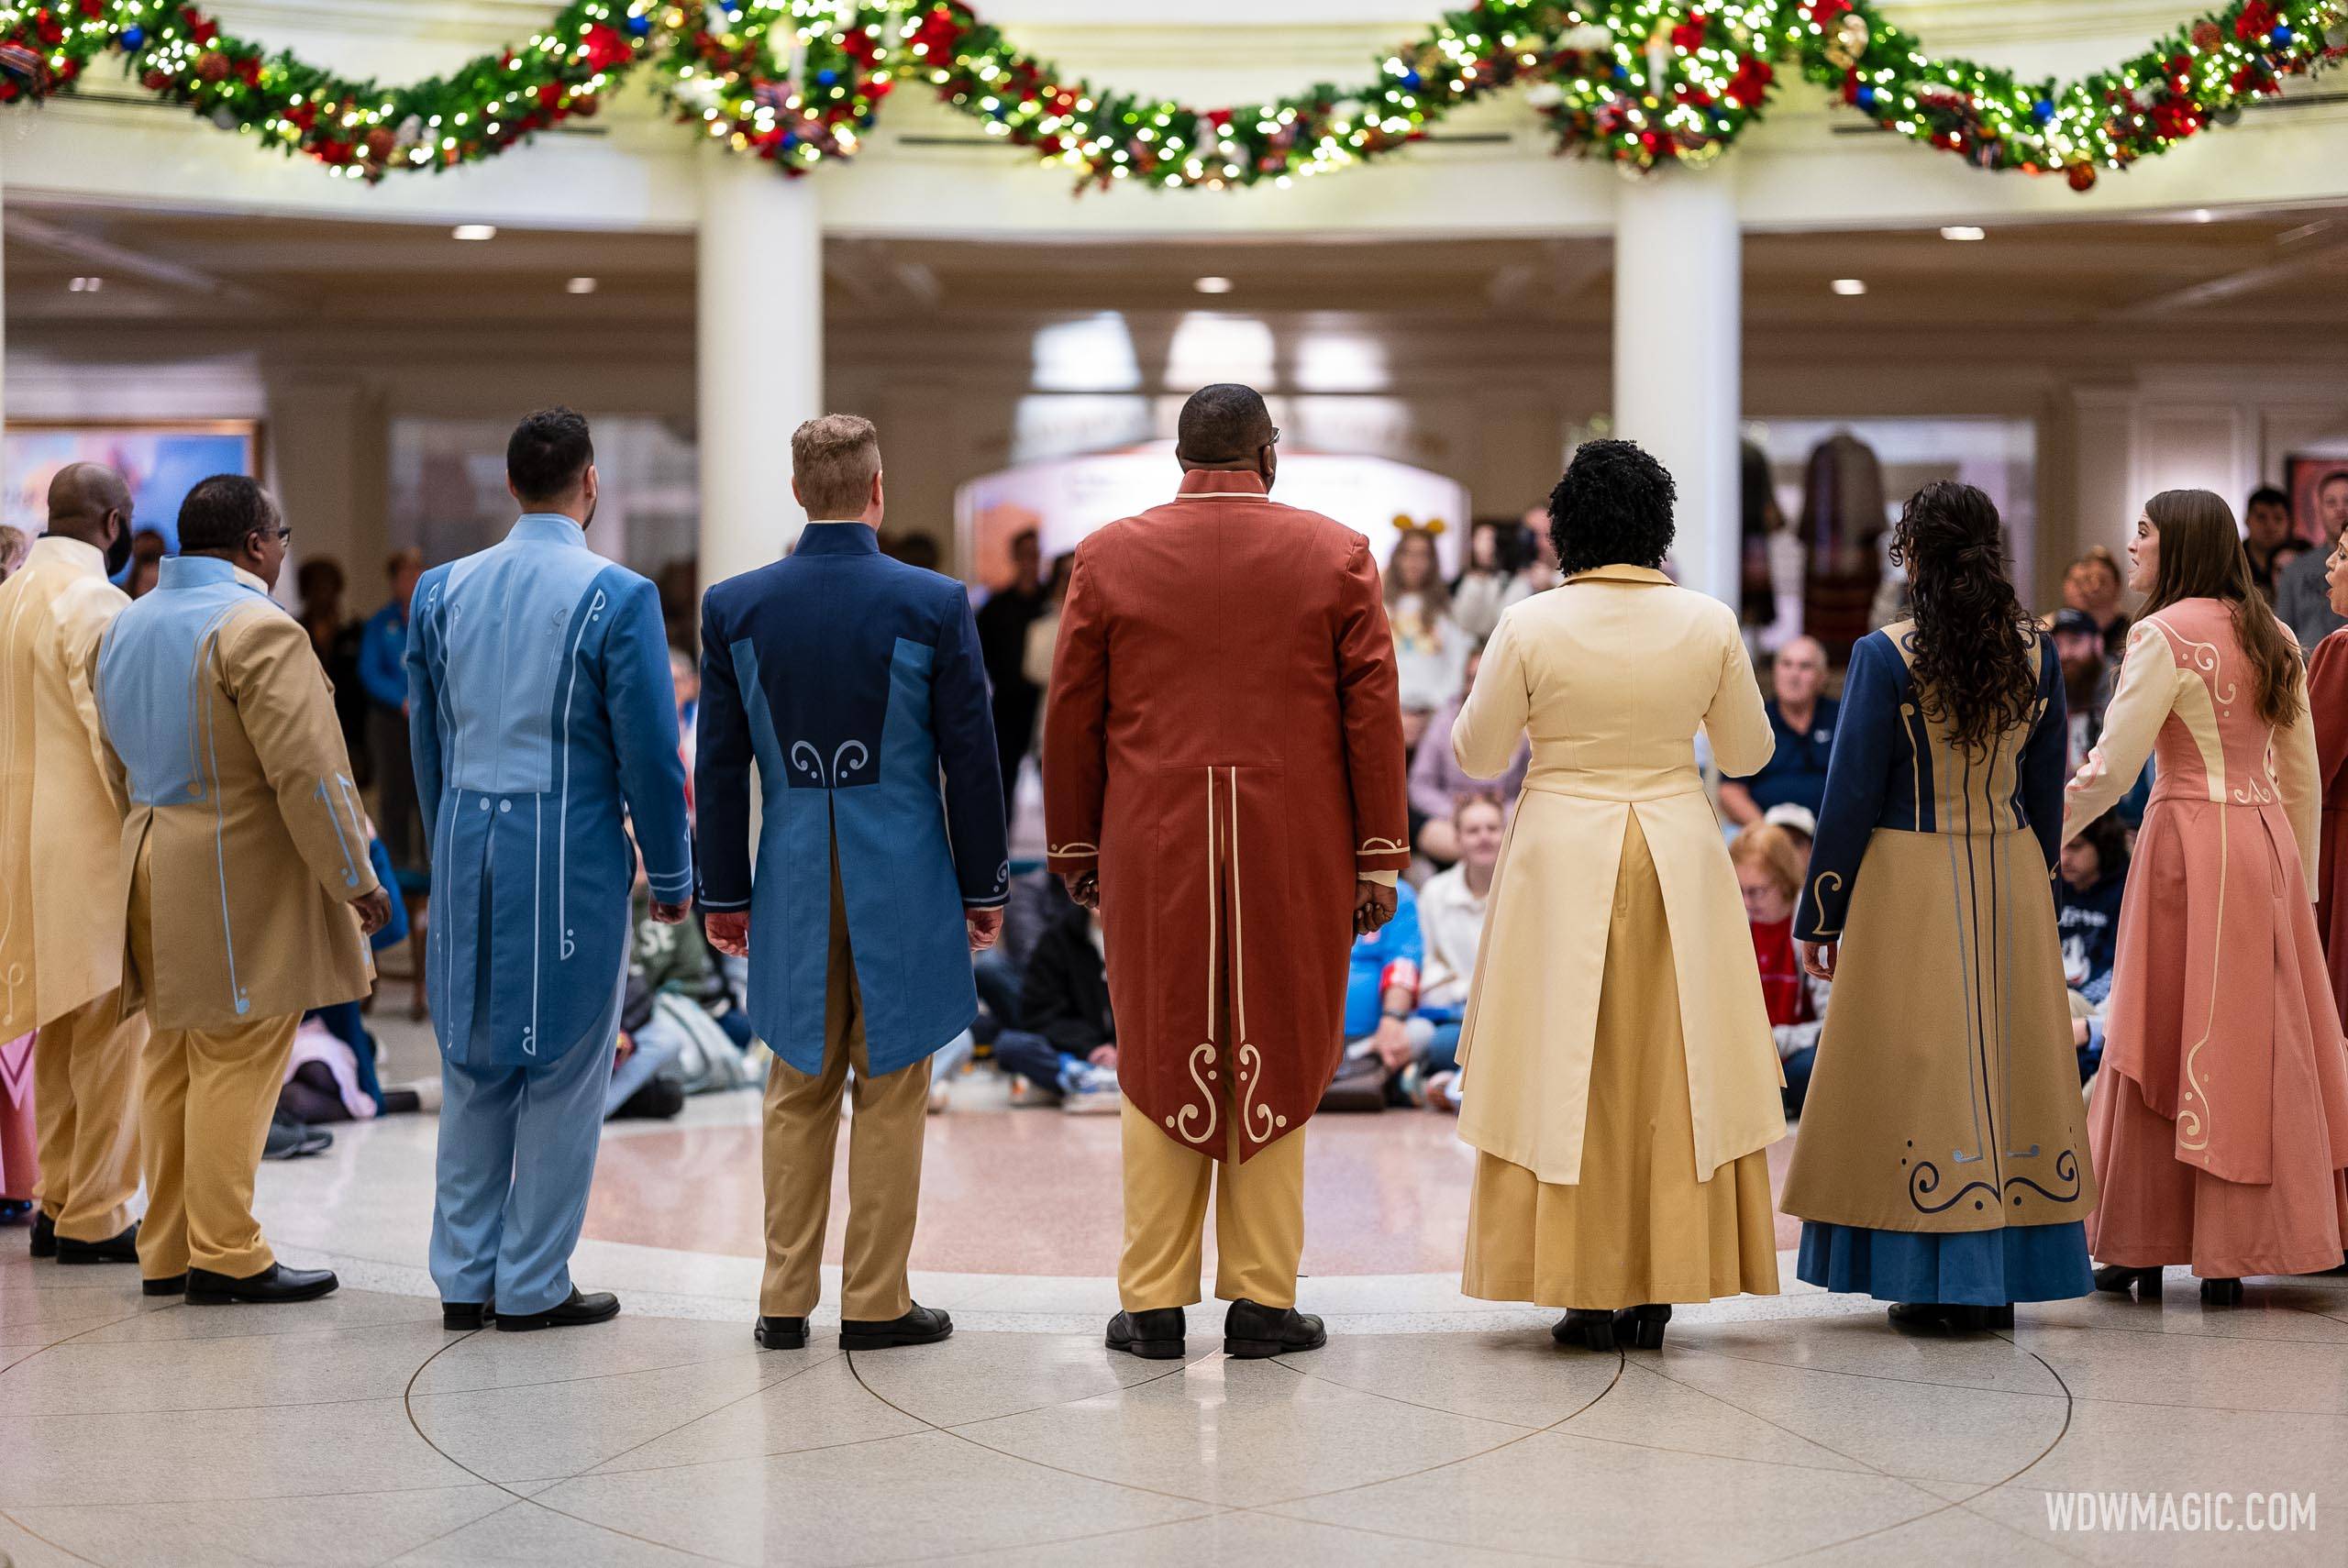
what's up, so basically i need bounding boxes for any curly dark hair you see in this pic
[1547,438,1676,577]
[1891,481,2039,756]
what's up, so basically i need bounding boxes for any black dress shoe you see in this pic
[1106,1308,1187,1360]
[1552,1309,1617,1352]
[2092,1264,2162,1297]
[442,1301,496,1331]
[755,1315,809,1350]
[840,1304,952,1351]
[2200,1276,2244,1306]
[29,1211,56,1258]
[186,1263,338,1305]
[494,1287,620,1332]
[57,1221,140,1264]
[141,1273,188,1297]
[1223,1298,1325,1359]
[1888,1302,2009,1332]
[1616,1303,1673,1350]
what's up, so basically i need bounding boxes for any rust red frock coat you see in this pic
[1043,470,1412,1164]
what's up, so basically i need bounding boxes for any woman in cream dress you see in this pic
[1451,439,1786,1352]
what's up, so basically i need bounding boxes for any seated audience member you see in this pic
[2244,483,2296,600]
[1412,795,1502,1090]
[971,869,1078,1043]
[1322,879,1423,1110]
[1411,648,1529,866]
[990,902,1119,1113]
[1732,824,1828,1117]
[2058,811,2131,1081]
[1717,635,1836,828]
[605,878,767,1121]
[2062,545,2132,659]
[0,525,28,581]
[282,832,434,1134]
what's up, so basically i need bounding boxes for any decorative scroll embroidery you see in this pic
[1047,840,1099,858]
[1357,836,1407,856]
[1168,768,1222,1145]
[786,737,872,790]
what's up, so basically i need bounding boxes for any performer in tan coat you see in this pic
[95,477,391,1303]
[1452,439,1786,1352]
[1044,384,1412,1361]
[0,464,144,1264]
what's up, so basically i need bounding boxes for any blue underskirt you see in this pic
[1797,1220,2094,1305]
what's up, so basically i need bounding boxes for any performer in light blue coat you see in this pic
[698,413,1007,1353]
[406,407,692,1334]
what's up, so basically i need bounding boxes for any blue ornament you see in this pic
[2032,99,2054,123]
[118,25,145,49]
[2271,25,2292,45]
[816,68,837,85]
[1400,69,1422,88]
[624,12,650,36]
[1855,85,1876,110]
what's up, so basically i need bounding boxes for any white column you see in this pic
[696,149,824,589]
[1612,170,1741,608]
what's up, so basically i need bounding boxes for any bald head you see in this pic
[47,463,133,551]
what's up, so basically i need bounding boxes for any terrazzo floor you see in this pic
[2,1017,2343,1567]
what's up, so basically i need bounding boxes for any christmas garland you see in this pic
[2,1,2342,192]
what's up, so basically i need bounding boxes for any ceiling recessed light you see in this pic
[452,224,497,241]
[567,276,599,294]
[2190,207,2215,223]
[1193,276,1235,294]
[67,275,104,293]
[1939,225,1986,241]
[1831,278,1867,296]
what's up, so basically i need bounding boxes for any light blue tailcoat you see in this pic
[405,514,693,1069]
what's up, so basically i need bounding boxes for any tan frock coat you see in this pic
[0,536,133,1036]
[1452,566,1788,1185]
[95,566,378,1032]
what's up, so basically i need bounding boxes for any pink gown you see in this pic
[2065,599,2348,1276]
[0,1032,36,1204]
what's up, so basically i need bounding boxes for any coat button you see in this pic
[478,799,490,812]
[499,801,512,814]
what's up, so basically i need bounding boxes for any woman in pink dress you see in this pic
[0,1032,36,1226]
[2065,490,2348,1303]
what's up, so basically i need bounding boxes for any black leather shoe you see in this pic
[29,1212,56,1258]
[1552,1309,1617,1351]
[1106,1308,1187,1360]
[442,1301,496,1331]
[1888,1301,2009,1332]
[494,1288,620,1331]
[1616,1303,1673,1350]
[2200,1276,2244,1306]
[2093,1264,2162,1297]
[755,1315,809,1350]
[56,1221,140,1264]
[840,1304,952,1351]
[141,1273,187,1297]
[1223,1298,1324,1359]
[186,1263,338,1304]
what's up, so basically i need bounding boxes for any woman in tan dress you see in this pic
[1451,439,1786,1352]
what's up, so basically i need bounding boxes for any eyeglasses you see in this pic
[1267,427,1281,448]
[254,525,293,546]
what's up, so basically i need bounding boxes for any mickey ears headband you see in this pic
[1394,514,1447,536]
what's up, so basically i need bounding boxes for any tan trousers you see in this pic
[1118,1095,1308,1312]
[127,859,298,1280]
[31,988,146,1242]
[759,867,931,1320]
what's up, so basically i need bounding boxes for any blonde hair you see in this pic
[1729,823,1803,900]
[792,414,882,519]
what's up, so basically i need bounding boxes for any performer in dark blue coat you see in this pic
[696,413,1007,1353]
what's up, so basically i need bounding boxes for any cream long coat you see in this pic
[1452,565,1788,1185]
[0,536,133,1038]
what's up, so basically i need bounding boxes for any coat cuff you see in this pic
[1356,834,1412,875]
[1047,839,1100,878]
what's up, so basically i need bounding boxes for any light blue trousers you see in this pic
[429,1018,616,1316]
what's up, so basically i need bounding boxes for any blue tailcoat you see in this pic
[696,523,1008,1078]
[405,515,692,1069]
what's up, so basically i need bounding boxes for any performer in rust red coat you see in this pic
[1044,383,1412,1362]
